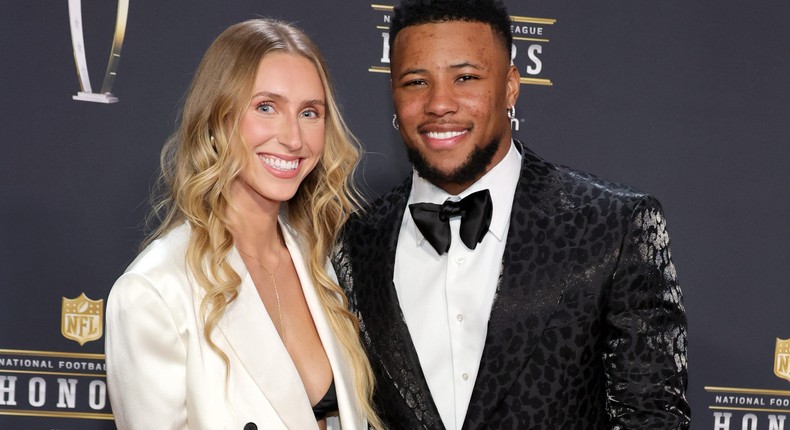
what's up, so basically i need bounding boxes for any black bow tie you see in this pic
[409,189,493,255]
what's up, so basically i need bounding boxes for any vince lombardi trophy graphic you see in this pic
[68,0,129,103]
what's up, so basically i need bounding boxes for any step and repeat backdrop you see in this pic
[2,1,789,429]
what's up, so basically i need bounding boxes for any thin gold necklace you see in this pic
[238,244,285,339]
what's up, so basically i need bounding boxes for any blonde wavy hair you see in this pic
[146,18,382,429]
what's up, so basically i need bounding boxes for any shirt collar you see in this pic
[407,140,522,245]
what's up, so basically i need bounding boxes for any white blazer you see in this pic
[105,222,366,430]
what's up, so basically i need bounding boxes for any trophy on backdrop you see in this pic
[68,0,129,103]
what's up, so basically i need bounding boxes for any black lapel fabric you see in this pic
[335,178,445,429]
[462,142,589,429]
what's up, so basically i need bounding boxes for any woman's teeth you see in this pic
[261,155,299,171]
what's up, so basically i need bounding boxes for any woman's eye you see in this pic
[256,103,274,113]
[301,109,319,119]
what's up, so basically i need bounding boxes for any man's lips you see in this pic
[420,128,470,148]
[423,130,468,140]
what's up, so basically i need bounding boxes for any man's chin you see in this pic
[406,137,500,188]
[421,163,460,180]
[408,152,459,185]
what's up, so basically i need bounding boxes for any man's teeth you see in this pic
[426,130,466,139]
[261,155,299,171]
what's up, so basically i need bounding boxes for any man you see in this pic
[333,0,690,428]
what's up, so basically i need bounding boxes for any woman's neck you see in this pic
[226,183,285,259]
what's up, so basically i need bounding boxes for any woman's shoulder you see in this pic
[129,223,190,272]
[111,223,193,302]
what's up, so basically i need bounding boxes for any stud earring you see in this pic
[392,114,399,131]
[209,134,218,153]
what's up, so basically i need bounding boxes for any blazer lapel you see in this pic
[281,223,366,430]
[463,143,589,428]
[341,179,444,428]
[216,236,317,430]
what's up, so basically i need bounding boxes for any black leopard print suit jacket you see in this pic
[332,142,690,429]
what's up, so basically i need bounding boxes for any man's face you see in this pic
[391,21,520,194]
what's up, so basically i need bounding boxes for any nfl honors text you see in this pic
[0,294,112,420]
[704,339,790,429]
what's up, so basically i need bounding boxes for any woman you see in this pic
[105,19,381,430]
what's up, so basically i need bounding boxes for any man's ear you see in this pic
[505,65,521,107]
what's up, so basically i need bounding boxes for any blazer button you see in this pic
[244,423,257,430]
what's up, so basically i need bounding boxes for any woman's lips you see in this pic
[259,154,302,179]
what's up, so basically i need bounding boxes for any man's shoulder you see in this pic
[553,163,649,204]
[517,141,651,205]
[515,145,663,220]
[334,178,411,281]
[347,176,412,229]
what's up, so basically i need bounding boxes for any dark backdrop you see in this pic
[2,1,789,428]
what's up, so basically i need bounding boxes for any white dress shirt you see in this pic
[394,142,522,430]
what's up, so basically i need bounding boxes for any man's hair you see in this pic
[389,0,512,60]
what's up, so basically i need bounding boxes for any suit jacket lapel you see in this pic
[463,143,589,428]
[282,224,366,430]
[342,179,444,428]
[215,230,318,430]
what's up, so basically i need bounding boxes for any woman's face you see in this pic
[231,52,326,209]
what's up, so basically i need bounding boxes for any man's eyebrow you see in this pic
[396,62,483,80]
[397,68,427,80]
[449,61,482,70]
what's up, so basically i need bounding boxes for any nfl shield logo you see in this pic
[61,293,104,345]
[775,338,790,383]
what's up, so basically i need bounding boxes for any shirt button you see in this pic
[455,256,464,264]
[461,373,469,381]
[456,314,464,323]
